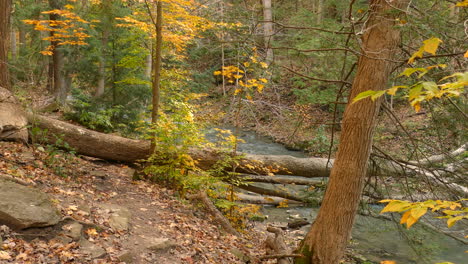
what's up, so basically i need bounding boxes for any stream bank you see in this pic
[210,126,467,264]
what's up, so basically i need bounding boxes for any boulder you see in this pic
[0,88,28,143]
[0,179,61,229]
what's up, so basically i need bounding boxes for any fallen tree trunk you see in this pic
[24,114,468,196]
[235,184,305,202]
[236,174,326,185]
[26,113,332,178]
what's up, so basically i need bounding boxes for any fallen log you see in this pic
[236,174,326,185]
[25,113,332,178]
[235,193,302,205]
[22,114,468,197]
[235,184,305,203]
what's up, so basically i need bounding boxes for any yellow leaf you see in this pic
[0,251,11,260]
[387,85,407,96]
[412,102,421,112]
[408,47,424,64]
[464,50,468,58]
[455,0,468,7]
[422,37,442,55]
[400,210,411,225]
[410,207,428,220]
[406,214,418,228]
[381,200,410,213]
[380,261,396,264]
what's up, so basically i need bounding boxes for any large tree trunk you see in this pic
[295,1,409,263]
[0,0,12,90]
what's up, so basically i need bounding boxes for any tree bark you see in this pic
[0,0,12,90]
[49,0,66,103]
[262,0,274,63]
[296,1,409,263]
[150,0,163,153]
[94,0,112,97]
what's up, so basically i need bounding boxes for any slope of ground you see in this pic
[0,141,270,264]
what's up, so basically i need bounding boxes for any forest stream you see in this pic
[207,127,467,264]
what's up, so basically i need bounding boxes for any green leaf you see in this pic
[408,83,423,101]
[370,90,386,101]
[352,90,377,103]
[400,68,426,77]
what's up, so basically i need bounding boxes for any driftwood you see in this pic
[187,191,240,236]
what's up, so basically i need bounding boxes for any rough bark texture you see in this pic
[296,1,408,263]
[150,0,163,153]
[0,0,12,90]
[49,0,66,103]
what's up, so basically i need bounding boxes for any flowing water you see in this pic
[207,127,467,264]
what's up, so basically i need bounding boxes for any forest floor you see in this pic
[0,140,370,264]
[0,141,272,263]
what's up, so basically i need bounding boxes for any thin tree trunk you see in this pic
[296,1,408,263]
[262,0,274,63]
[95,0,111,97]
[150,0,163,153]
[10,28,16,62]
[0,0,12,90]
[49,0,66,103]
[316,0,323,24]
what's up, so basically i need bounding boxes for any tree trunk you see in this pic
[0,0,12,90]
[151,0,163,153]
[49,0,66,103]
[262,0,274,63]
[94,0,111,97]
[10,28,16,62]
[295,1,408,263]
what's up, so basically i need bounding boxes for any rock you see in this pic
[79,238,106,259]
[287,219,310,229]
[61,221,83,241]
[0,179,61,229]
[117,250,134,263]
[146,237,177,253]
[98,204,131,231]
[0,88,28,143]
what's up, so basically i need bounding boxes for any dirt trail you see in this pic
[0,141,267,263]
